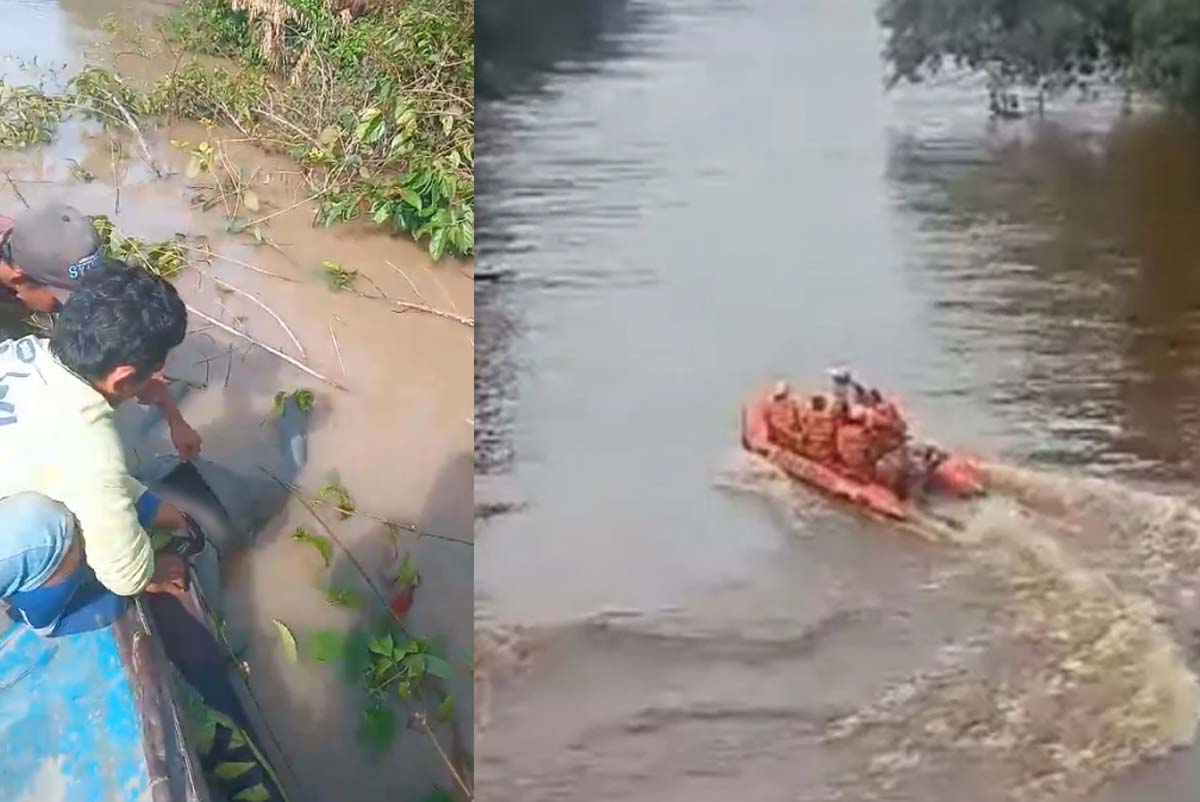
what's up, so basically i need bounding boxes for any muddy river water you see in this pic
[476,0,1200,800]
[1,2,473,801]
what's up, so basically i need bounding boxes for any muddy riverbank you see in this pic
[0,2,473,800]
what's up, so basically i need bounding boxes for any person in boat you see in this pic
[800,393,840,464]
[828,366,853,404]
[765,381,809,454]
[0,203,203,461]
[863,388,915,497]
[0,264,195,636]
[834,401,875,482]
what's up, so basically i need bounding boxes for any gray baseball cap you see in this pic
[4,203,107,302]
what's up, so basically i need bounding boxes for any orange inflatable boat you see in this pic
[741,387,984,520]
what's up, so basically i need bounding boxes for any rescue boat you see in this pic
[741,386,985,520]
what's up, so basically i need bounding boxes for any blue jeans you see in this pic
[2,490,162,637]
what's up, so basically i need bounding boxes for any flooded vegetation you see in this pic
[0,1,473,800]
[475,0,1200,800]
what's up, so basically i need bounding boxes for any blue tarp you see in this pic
[0,620,152,802]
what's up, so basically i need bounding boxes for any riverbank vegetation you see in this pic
[162,0,474,259]
[0,0,474,260]
[878,0,1200,116]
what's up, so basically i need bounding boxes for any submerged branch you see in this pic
[196,268,307,359]
[392,300,474,328]
[186,304,347,390]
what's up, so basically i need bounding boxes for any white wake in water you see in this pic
[724,454,1200,801]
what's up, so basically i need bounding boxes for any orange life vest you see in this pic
[837,423,873,480]
[766,397,807,455]
[803,408,839,464]
[866,402,907,459]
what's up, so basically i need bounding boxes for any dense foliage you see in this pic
[167,0,474,258]
[878,0,1200,114]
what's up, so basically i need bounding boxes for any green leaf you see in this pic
[226,218,247,235]
[273,619,298,663]
[396,681,412,700]
[368,633,395,657]
[437,695,455,721]
[325,586,359,608]
[214,761,257,780]
[418,790,455,802]
[291,528,332,568]
[341,629,370,684]
[232,785,271,802]
[429,228,447,261]
[392,553,419,589]
[399,188,422,210]
[242,190,260,212]
[185,155,202,179]
[372,205,391,224]
[357,705,396,753]
[310,629,346,662]
[294,389,316,413]
[406,654,426,679]
[424,654,453,680]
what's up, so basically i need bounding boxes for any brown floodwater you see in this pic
[0,3,473,801]
[476,0,1200,800]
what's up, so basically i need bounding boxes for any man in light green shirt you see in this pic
[0,202,204,460]
[0,263,191,635]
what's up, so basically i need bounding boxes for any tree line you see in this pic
[878,0,1200,114]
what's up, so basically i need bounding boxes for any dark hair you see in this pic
[810,395,827,411]
[51,263,187,381]
[868,388,883,404]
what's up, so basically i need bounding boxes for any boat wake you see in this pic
[723,454,1200,801]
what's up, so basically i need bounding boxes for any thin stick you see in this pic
[192,352,231,367]
[413,713,473,799]
[224,343,234,388]
[163,374,207,390]
[359,272,391,302]
[429,269,459,314]
[186,304,348,391]
[244,193,321,227]
[93,88,163,178]
[385,260,424,300]
[197,269,307,359]
[4,172,29,208]
[329,324,346,377]
[180,244,298,282]
[271,476,472,546]
[392,302,474,328]
[0,176,76,185]
[270,474,400,620]
[252,106,321,148]
[110,139,121,214]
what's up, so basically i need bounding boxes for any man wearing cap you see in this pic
[0,264,193,635]
[0,203,202,461]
